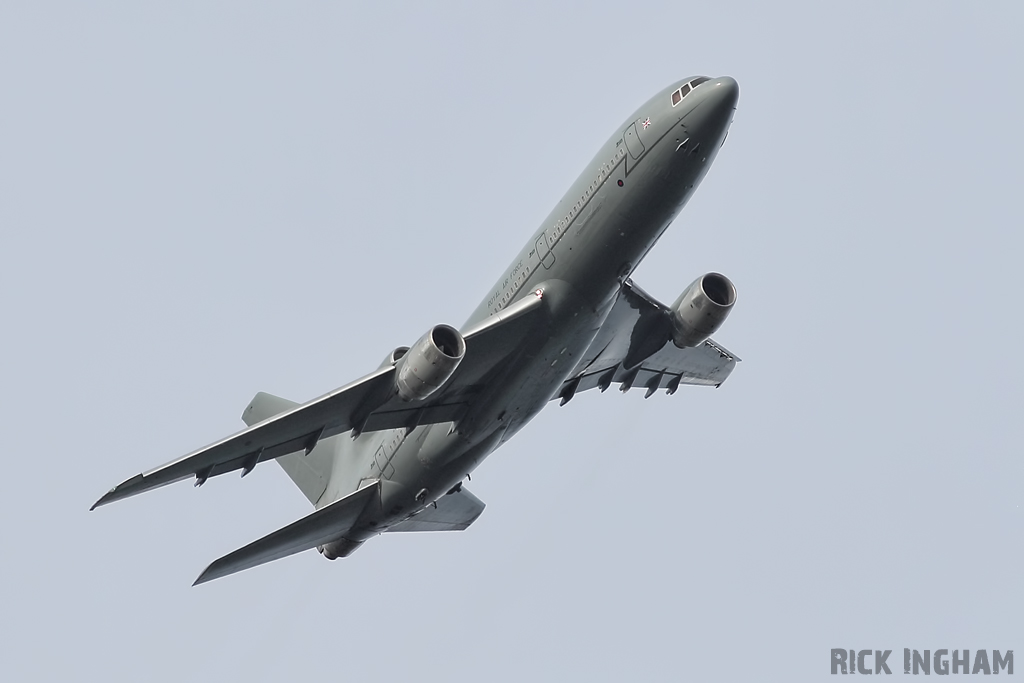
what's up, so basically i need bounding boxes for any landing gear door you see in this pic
[624,122,645,160]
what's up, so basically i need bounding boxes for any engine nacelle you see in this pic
[394,325,466,401]
[378,346,410,370]
[670,272,737,348]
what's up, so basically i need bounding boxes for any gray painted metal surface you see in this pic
[92,76,742,583]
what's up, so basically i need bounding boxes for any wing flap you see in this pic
[569,342,735,392]
[193,481,380,585]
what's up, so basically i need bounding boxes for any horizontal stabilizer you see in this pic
[193,481,379,585]
[387,487,485,532]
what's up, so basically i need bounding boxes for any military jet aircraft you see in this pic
[92,76,742,585]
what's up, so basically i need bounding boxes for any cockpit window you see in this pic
[670,77,710,107]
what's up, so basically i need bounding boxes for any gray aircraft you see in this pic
[92,76,742,584]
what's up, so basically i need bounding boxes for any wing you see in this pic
[555,279,739,403]
[91,292,545,510]
[386,487,485,532]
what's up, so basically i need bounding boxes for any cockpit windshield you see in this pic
[670,76,712,106]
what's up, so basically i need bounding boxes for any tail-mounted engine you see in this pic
[670,273,737,348]
[394,325,466,401]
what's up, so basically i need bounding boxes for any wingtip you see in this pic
[193,567,214,587]
[89,473,146,512]
[193,559,224,586]
[90,491,113,511]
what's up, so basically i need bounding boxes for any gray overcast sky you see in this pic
[2,3,1022,681]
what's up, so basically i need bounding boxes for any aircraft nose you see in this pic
[704,76,739,122]
[680,76,738,147]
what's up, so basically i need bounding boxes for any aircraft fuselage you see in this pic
[319,76,739,557]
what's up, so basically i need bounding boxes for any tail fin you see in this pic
[242,391,334,506]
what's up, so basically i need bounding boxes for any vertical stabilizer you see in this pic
[241,392,334,506]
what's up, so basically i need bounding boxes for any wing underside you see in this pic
[555,278,738,403]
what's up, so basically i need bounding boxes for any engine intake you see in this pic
[395,325,466,401]
[670,272,737,348]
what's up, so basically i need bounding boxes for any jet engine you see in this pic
[669,272,737,348]
[394,325,466,401]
